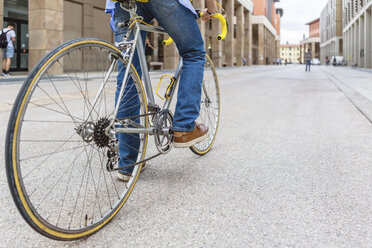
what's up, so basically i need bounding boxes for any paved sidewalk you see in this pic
[320,66,372,123]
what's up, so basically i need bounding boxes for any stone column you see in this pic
[83,4,93,37]
[212,0,222,67]
[349,29,352,64]
[364,10,371,68]
[225,0,234,66]
[311,42,316,59]
[276,39,280,59]
[152,32,159,62]
[244,11,252,66]
[29,0,64,72]
[351,24,354,65]
[194,0,205,42]
[151,20,159,62]
[163,40,179,70]
[265,29,273,64]
[0,0,3,28]
[359,16,364,67]
[235,5,244,66]
[343,31,347,59]
[265,29,269,64]
[335,38,340,56]
[258,24,264,65]
[354,22,359,65]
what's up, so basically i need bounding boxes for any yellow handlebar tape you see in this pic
[162,13,227,46]
[161,37,174,46]
[213,13,228,40]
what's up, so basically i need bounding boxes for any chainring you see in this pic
[154,110,173,154]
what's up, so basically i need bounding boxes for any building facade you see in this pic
[320,0,343,64]
[280,43,300,63]
[0,0,112,72]
[343,0,372,68]
[1,0,282,72]
[299,18,321,63]
[251,0,283,65]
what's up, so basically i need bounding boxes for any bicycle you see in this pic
[5,0,227,240]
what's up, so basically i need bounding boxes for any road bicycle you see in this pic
[5,0,226,240]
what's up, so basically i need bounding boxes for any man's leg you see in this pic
[148,0,205,133]
[112,3,152,177]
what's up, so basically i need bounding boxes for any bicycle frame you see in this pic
[89,12,183,135]
[135,23,184,112]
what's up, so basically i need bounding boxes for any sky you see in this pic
[276,0,328,44]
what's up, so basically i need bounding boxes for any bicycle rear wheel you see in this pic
[5,38,148,240]
[190,54,220,155]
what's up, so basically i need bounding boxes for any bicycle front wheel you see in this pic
[190,54,221,155]
[5,38,148,240]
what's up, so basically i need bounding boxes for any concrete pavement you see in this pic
[0,65,371,247]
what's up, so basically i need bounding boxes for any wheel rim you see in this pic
[12,41,147,236]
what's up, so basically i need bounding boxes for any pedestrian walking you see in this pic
[305,49,312,72]
[1,23,16,77]
[285,58,288,66]
[242,57,247,66]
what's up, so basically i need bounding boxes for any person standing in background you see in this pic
[1,23,16,77]
[145,38,154,70]
[325,56,330,66]
[305,49,312,72]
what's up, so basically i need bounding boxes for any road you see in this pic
[0,65,371,247]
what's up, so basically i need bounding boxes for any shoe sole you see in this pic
[173,130,210,148]
[116,173,131,182]
[116,163,147,182]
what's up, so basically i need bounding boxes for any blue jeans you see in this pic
[113,0,205,173]
[305,60,311,71]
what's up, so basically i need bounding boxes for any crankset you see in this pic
[153,110,173,154]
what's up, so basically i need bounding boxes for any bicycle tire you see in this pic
[5,38,148,240]
[190,54,221,155]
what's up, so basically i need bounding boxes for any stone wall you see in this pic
[28,0,111,71]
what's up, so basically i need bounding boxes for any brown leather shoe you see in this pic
[173,123,209,148]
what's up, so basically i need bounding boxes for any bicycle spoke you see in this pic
[22,133,79,179]
[29,101,84,121]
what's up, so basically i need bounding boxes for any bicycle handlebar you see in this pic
[161,13,228,46]
[210,13,228,41]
